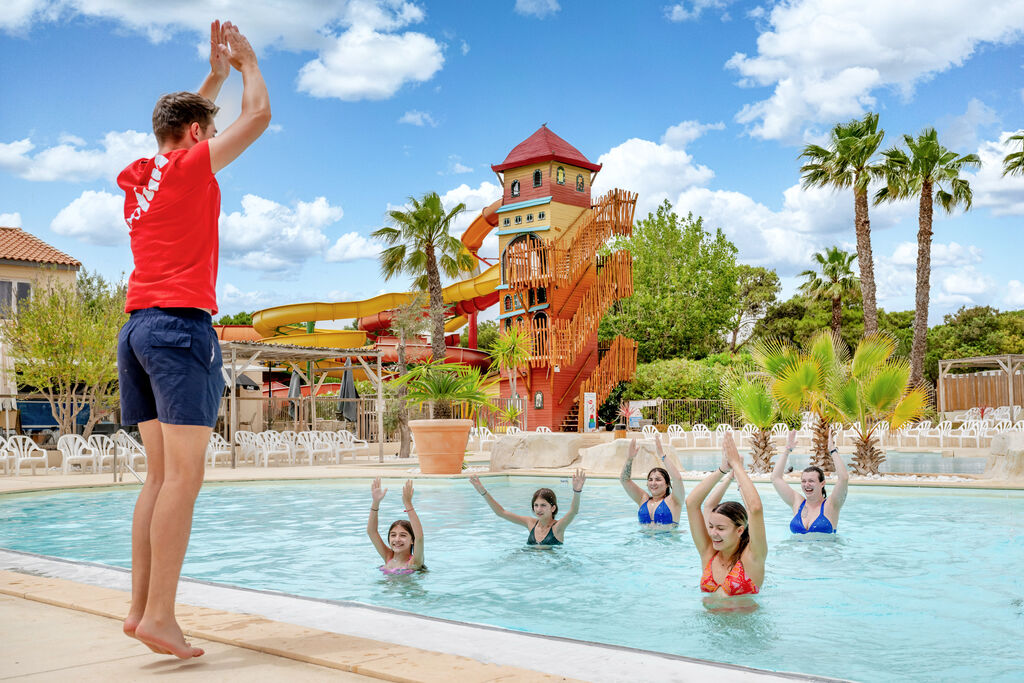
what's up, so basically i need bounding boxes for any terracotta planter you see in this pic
[409,419,472,474]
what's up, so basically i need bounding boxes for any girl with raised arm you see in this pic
[771,429,849,534]
[685,433,766,597]
[619,435,684,525]
[367,478,424,575]
[469,470,585,546]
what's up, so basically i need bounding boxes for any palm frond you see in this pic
[851,333,896,380]
[888,388,928,429]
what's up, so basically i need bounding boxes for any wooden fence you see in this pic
[939,370,1023,411]
[638,399,740,429]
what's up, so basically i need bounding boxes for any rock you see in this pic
[985,432,1024,480]
[578,438,684,475]
[489,433,584,471]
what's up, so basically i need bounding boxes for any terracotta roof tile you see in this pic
[492,125,602,173]
[0,227,81,267]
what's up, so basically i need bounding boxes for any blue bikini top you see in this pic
[638,497,676,525]
[790,500,836,534]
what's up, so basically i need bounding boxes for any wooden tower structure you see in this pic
[491,125,638,431]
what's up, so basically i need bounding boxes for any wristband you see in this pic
[404,508,413,513]
[479,489,489,496]
[829,448,839,455]
[370,507,379,511]
[572,488,583,493]
[718,467,729,474]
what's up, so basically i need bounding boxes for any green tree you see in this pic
[372,192,475,386]
[460,319,500,361]
[1,270,127,437]
[727,264,780,353]
[799,113,885,334]
[216,310,253,325]
[797,247,860,336]
[1003,132,1024,177]
[753,294,865,350]
[600,201,738,362]
[388,293,429,458]
[924,306,1024,384]
[489,325,531,427]
[875,128,981,385]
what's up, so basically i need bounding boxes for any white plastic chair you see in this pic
[318,430,354,462]
[690,424,712,448]
[641,425,659,440]
[338,429,370,458]
[206,433,232,468]
[952,422,982,448]
[256,431,294,467]
[233,430,259,465]
[474,426,497,450]
[736,424,756,448]
[8,435,48,475]
[536,425,552,433]
[713,423,732,447]
[295,431,333,465]
[666,424,685,447]
[89,434,126,473]
[506,426,522,435]
[921,421,952,448]
[57,434,99,474]
[0,436,11,474]
[112,430,147,470]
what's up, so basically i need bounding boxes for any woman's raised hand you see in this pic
[572,468,586,492]
[402,480,414,507]
[828,426,837,453]
[719,439,731,473]
[653,433,665,460]
[723,432,743,472]
[786,429,798,452]
[371,477,387,504]
[627,437,638,462]
[468,474,485,494]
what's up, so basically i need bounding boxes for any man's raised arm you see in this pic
[198,20,230,103]
[208,22,270,174]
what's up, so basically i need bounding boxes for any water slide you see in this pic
[250,199,502,368]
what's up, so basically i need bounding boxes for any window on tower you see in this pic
[538,211,546,220]
[576,174,584,192]
[511,179,520,197]
[533,169,542,187]
[515,215,522,224]
[556,167,565,185]
[526,213,533,222]
[503,217,510,227]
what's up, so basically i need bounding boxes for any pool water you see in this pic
[2,478,1021,682]
[681,450,986,475]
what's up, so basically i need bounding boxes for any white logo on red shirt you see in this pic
[126,154,168,228]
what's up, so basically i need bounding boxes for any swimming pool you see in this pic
[1,478,1020,681]
[679,450,987,475]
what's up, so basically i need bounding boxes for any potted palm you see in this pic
[721,370,794,473]
[392,360,495,474]
[614,402,639,439]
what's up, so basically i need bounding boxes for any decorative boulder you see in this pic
[578,438,684,475]
[985,432,1024,481]
[489,433,583,471]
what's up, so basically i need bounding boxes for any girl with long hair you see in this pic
[469,469,585,546]
[367,478,425,575]
[771,429,849,534]
[619,435,684,525]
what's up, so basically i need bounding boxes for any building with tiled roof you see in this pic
[491,124,602,173]
[0,227,81,318]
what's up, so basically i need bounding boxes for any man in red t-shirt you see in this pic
[116,20,269,659]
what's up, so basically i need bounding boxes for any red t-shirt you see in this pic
[118,140,220,314]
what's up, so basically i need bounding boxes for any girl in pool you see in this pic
[771,429,849,534]
[367,478,424,575]
[619,435,684,525]
[685,433,765,596]
[469,469,586,546]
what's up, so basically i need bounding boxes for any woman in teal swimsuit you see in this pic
[620,435,684,525]
[469,470,585,546]
[771,429,849,534]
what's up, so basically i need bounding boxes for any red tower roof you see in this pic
[491,125,602,173]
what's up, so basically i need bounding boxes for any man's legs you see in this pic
[133,423,211,659]
[123,419,167,652]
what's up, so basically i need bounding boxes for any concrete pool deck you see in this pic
[2,447,1017,682]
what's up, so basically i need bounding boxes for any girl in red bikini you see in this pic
[685,433,766,599]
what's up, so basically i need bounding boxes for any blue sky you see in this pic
[1,0,1022,324]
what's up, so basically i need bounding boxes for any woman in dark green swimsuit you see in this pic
[469,469,585,546]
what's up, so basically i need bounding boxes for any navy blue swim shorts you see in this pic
[118,308,224,427]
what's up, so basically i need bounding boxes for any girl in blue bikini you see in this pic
[367,478,425,574]
[469,470,585,546]
[619,435,684,525]
[771,429,849,534]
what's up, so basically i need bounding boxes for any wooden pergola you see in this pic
[936,354,1024,412]
[220,341,385,466]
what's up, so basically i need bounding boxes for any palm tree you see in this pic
[768,330,846,472]
[721,369,793,473]
[489,325,531,427]
[799,113,885,334]
[388,293,428,458]
[798,247,860,336]
[875,128,981,385]
[827,334,928,475]
[1003,132,1024,177]
[372,192,476,394]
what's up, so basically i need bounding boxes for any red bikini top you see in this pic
[700,554,759,596]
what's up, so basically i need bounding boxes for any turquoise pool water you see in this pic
[2,478,1020,681]
[680,450,986,474]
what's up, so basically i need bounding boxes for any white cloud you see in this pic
[515,0,560,19]
[4,2,446,102]
[218,283,278,311]
[297,26,443,101]
[0,212,22,227]
[727,0,1024,140]
[398,110,437,127]
[661,120,725,148]
[1005,280,1024,308]
[441,181,502,260]
[50,190,127,244]
[325,232,382,262]
[664,1,735,22]
[220,194,341,273]
[890,241,983,268]
[460,40,470,56]
[267,123,284,133]
[967,130,1024,216]
[0,130,153,182]
[942,265,995,296]
[941,98,1000,152]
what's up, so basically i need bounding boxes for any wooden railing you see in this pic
[576,336,637,429]
[504,189,637,290]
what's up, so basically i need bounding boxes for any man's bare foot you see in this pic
[124,614,172,655]
[134,617,204,659]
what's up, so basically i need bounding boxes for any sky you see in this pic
[1,0,1022,326]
